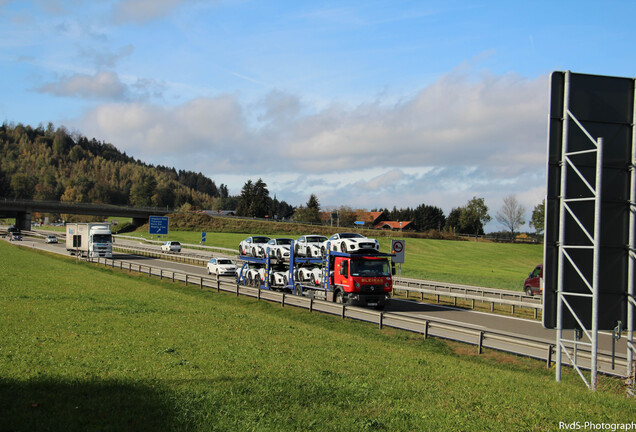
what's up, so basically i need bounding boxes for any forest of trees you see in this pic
[0,122,223,209]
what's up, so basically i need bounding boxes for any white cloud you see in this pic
[38,70,128,100]
[74,69,549,228]
[112,0,208,24]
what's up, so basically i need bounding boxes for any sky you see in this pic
[1,0,635,231]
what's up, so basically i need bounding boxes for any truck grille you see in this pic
[359,284,384,294]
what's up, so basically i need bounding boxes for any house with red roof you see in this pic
[374,220,413,231]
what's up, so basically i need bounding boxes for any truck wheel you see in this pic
[525,287,533,296]
[255,275,262,287]
[293,284,301,296]
[335,290,344,304]
[277,249,282,260]
[341,243,347,252]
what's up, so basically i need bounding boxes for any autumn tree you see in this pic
[495,195,526,239]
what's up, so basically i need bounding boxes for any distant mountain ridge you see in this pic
[0,122,221,210]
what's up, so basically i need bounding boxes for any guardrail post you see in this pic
[547,344,554,368]
[216,275,220,292]
[236,281,239,296]
[341,305,346,320]
[379,312,383,330]
[491,302,494,312]
[200,277,203,290]
[309,296,313,312]
[160,269,163,280]
[129,262,131,272]
[172,272,175,283]
[471,299,475,309]
[511,305,515,314]
[282,293,285,307]
[478,331,484,354]
[423,321,429,340]
[257,287,261,301]
[185,274,188,286]
[453,297,457,307]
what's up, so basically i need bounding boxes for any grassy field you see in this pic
[126,228,543,291]
[0,241,632,431]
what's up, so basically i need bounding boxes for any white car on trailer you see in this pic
[321,233,379,255]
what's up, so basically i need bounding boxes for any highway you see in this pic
[4,230,631,379]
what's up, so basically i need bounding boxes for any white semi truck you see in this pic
[65,223,113,258]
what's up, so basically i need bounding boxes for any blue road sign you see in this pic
[202,232,207,242]
[149,216,169,235]
[354,221,365,226]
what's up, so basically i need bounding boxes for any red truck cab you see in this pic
[523,264,543,296]
[332,255,392,309]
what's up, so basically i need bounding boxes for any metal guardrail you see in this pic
[114,235,236,255]
[113,243,545,316]
[393,277,542,318]
[84,255,629,378]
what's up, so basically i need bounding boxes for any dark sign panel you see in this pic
[544,71,635,330]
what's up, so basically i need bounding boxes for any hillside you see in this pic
[0,123,220,209]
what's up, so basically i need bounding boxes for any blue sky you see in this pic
[1,0,635,230]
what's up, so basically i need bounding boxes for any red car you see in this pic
[523,264,543,296]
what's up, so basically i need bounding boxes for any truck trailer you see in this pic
[236,240,394,309]
[66,222,113,258]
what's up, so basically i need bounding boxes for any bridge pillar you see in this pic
[132,217,148,228]
[15,211,32,231]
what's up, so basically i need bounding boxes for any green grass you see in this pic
[0,241,632,431]
[126,229,543,291]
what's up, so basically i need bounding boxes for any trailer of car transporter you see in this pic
[236,241,394,309]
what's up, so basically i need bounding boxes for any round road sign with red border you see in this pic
[393,240,404,253]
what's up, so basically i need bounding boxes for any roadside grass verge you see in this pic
[0,241,631,431]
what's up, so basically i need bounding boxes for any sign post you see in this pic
[391,239,405,278]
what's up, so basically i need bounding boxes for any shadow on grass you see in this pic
[0,377,176,431]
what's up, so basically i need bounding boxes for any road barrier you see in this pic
[393,279,542,319]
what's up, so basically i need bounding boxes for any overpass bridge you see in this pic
[0,199,170,230]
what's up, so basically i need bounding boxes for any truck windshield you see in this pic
[350,259,390,277]
[92,234,112,243]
